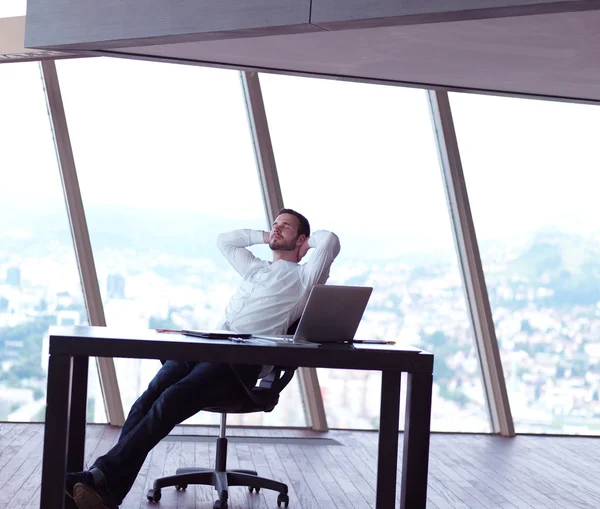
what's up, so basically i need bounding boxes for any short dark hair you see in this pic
[278,208,310,237]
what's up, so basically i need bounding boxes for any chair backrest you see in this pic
[205,366,297,414]
[250,317,300,409]
[204,319,300,414]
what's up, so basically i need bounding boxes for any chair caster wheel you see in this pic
[213,499,228,509]
[248,486,261,493]
[175,484,187,490]
[277,493,289,507]
[147,488,162,502]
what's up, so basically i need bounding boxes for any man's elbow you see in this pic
[323,231,341,259]
[216,232,230,253]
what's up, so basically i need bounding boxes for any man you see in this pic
[67,208,340,509]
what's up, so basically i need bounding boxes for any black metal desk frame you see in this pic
[40,326,433,509]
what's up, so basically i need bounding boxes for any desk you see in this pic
[40,326,433,509]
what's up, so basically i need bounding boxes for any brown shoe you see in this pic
[73,482,119,509]
[65,470,95,499]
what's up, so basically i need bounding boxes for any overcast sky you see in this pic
[1,55,598,259]
[0,1,25,18]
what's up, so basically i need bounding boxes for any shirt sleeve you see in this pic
[217,229,265,276]
[300,230,341,287]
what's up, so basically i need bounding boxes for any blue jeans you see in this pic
[92,360,261,503]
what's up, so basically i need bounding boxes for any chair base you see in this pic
[149,467,290,508]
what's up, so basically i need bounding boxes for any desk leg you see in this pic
[400,372,433,509]
[376,370,401,509]
[40,355,72,509]
[67,356,89,472]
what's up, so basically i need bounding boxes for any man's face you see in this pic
[269,213,303,251]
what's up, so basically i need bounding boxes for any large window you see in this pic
[0,62,105,423]
[0,1,26,18]
[451,92,600,434]
[56,58,306,427]
[262,74,490,432]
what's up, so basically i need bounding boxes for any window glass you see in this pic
[451,92,600,434]
[56,58,306,427]
[262,74,490,432]
[0,62,105,423]
[0,1,26,18]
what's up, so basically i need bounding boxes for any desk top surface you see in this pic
[48,326,434,373]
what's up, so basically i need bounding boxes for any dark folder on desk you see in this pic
[182,330,252,340]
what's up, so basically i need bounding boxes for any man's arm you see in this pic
[300,230,341,287]
[217,229,266,276]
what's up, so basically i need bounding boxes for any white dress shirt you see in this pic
[216,229,340,376]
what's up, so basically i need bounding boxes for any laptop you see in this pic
[254,284,373,344]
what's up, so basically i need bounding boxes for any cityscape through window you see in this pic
[451,92,600,434]
[0,62,105,423]
[55,58,307,426]
[261,74,490,432]
[1,57,598,434]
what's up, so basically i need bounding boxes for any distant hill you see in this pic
[0,204,254,262]
[0,203,453,264]
[1,204,598,290]
[506,230,600,307]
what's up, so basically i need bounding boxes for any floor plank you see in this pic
[3,424,600,509]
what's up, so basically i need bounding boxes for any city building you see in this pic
[6,266,21,287]
[107,273,126,300]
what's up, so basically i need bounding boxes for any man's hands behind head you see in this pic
[298,236,311,262]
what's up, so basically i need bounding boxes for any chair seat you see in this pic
[204,387,279,414]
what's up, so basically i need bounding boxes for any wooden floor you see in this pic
[1,423,600,509]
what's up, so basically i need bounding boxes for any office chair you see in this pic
[148,325,299,509]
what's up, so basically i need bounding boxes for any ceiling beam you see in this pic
[0,16,76,63]
[24,0,600,51]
